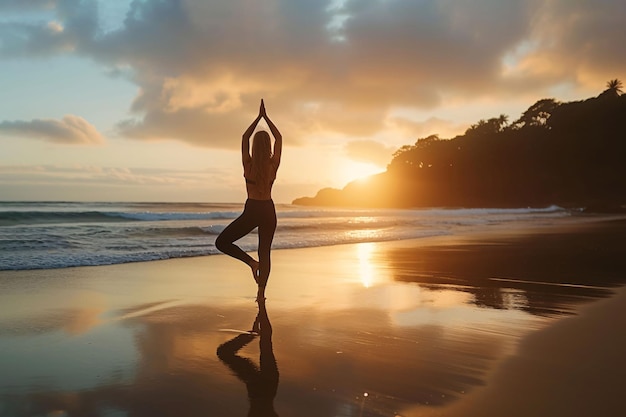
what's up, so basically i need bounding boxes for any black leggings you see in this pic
[215,199,277,286]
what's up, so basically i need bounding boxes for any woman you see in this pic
[216,99,282,300]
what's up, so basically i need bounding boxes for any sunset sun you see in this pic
[338,161,384,186]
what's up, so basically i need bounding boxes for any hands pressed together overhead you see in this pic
[259,99,267,118]
[247,98,282,143]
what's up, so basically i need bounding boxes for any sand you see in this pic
[405,285,626,417]
[1,218,625,417]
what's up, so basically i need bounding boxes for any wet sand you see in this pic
[406,285,626,417]
[1,218,625,416]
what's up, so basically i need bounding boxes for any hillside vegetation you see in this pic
[294,81,626,209]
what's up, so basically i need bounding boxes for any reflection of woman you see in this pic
[217,299,279,417]
[216,100,282,300]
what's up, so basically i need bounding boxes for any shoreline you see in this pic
[3,213,623,275]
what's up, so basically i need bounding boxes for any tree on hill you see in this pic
[606,79,623,95]
[465,114,509,137]
[512,98,560,129]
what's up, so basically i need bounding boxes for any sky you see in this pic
[0,0,624,203]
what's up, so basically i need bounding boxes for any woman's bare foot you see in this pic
[248,260,260,284]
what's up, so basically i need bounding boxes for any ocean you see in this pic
[0,201,571,271]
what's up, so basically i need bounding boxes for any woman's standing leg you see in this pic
[256,201,277,298]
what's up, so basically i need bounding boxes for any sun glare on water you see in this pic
[357,242,386,288]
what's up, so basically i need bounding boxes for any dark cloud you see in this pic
[340,0,530,92]
[519,0,626,83]
[1,0,624,148]
[0,115,104,144]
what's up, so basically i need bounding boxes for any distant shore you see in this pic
[294,90,626,210]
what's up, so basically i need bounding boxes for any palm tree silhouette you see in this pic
[605,79,623,95]
[496,114,509,131]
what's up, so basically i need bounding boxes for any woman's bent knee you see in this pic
[215,234,228,253]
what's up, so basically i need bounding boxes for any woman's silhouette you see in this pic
[215,100,282,300]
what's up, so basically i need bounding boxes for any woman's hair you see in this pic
[250,130,274,192]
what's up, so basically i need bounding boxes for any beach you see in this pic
[1,218,625,417]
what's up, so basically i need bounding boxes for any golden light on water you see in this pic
[357,242,377,288]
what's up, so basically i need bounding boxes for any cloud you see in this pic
[509,0,626,88]
[102,0,532,144]
[0,164,243,202]
[0,0,55,12]
[386,116,470,140]
[344,139,396,167]
[116,107,249,148]
[1,0,625,149]
[0,115,104,144]
[0,164,224,187]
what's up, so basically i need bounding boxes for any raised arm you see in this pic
[242,113,262,165]
[260,100,282,168]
